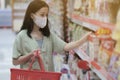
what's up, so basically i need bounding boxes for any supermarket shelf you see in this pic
[74,48,115,80]
[70,14,115,31]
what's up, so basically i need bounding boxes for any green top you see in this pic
[12,30,66,71]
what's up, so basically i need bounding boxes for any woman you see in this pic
[12,0,91,71]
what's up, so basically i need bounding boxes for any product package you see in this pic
[98,38,115,69]
[106,0,120,23]
[88,34,100,62]
[108,53,120,80]
[109,8,120,80]
[88,0,96,18]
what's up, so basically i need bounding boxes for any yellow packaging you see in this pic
[106,0,120,23]
[111,9,120,53]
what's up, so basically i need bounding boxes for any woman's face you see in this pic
[32,7,49,28]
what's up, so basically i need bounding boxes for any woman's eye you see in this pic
[40,14,45,17]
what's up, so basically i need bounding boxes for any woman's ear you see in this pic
[31,13,34,19]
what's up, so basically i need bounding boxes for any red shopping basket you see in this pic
[10,51,62,80]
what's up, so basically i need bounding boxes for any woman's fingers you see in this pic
[33,49,41,57]
[86,31,92,36]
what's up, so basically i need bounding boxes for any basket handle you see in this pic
[28,50,45,71]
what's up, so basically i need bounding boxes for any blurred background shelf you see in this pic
[70,14,115,31]
[0,9,12,28]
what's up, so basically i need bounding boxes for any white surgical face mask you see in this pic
[34,15,47,28]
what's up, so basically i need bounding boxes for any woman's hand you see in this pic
[82,31,92,40]
[30,49,40,57]
[30,49,41,62]
[64,31,92,51]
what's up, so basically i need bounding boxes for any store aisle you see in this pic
[0,29,19,80]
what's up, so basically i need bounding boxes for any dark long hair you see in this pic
[20,0,50,38]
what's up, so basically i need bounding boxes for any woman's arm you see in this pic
[12,52,34,65]
[12,50,40,65]
[64,32,91,51]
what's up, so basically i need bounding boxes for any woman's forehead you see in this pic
[36,7,49,14]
